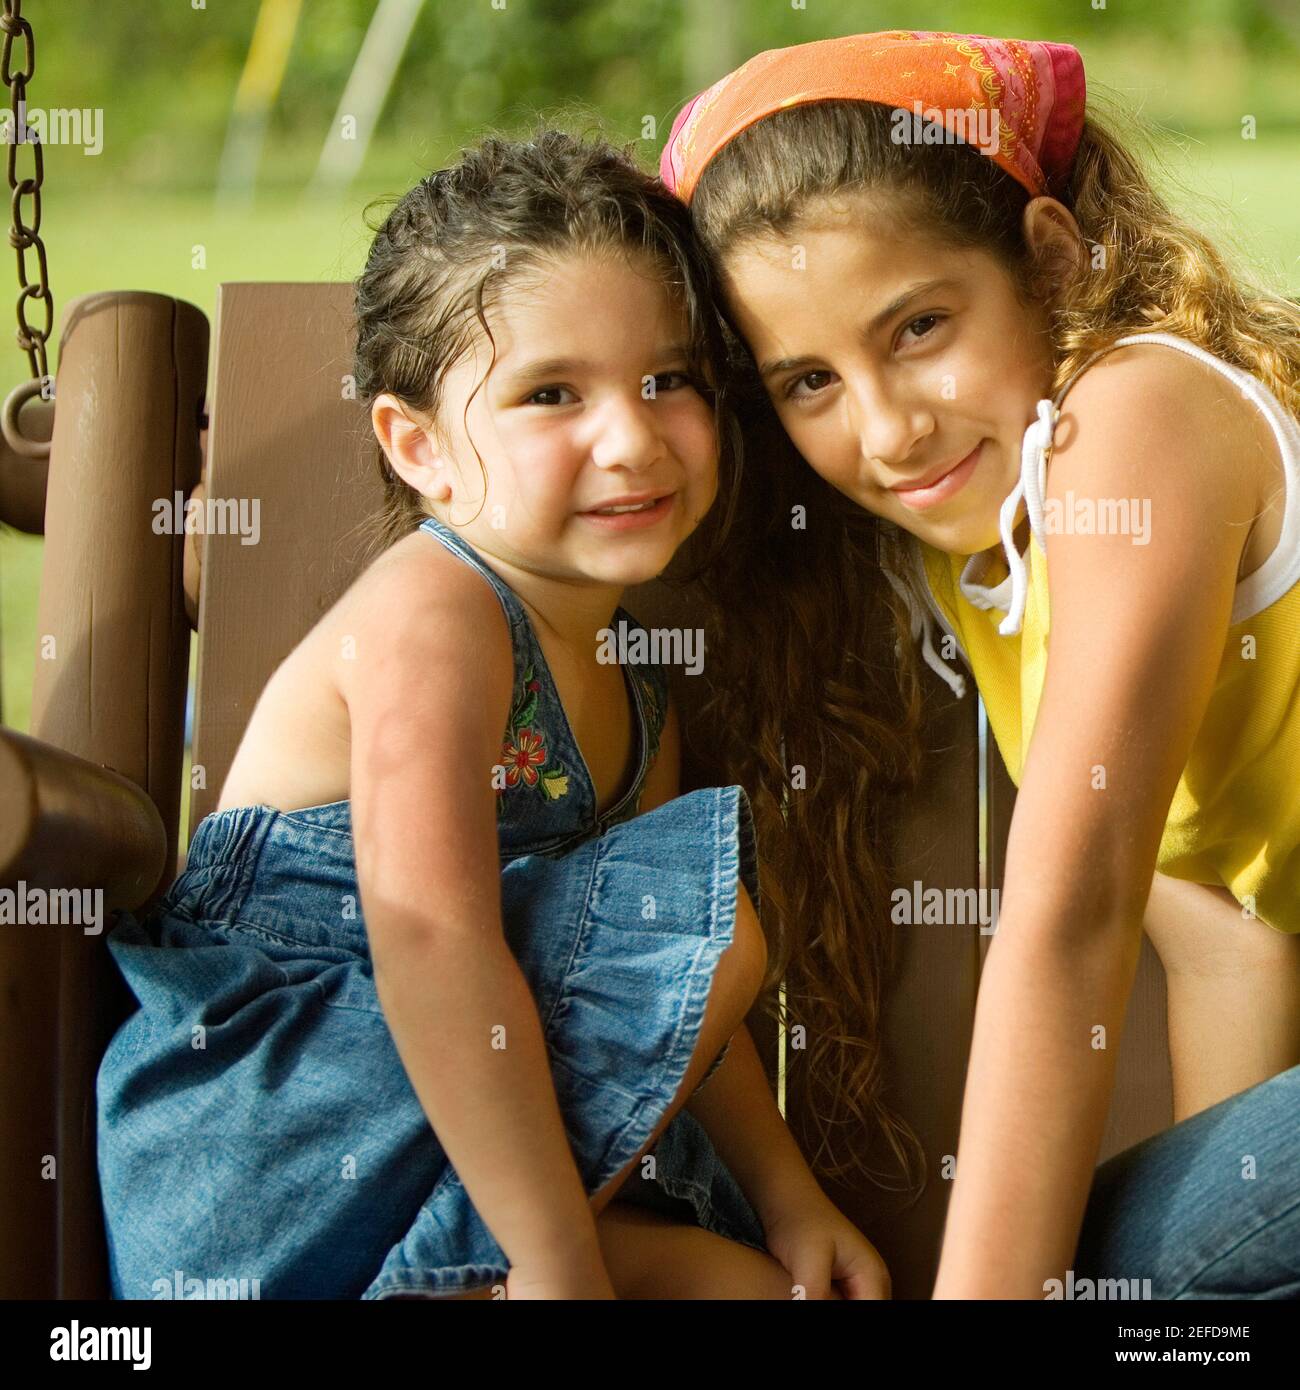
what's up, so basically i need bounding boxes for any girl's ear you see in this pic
[370,394,454,502]
[1022,196,1086,301]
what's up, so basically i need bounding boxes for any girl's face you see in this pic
[719,194,1057,557]
[423,249,719,588]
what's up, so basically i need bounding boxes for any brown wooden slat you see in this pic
[189,283,380,830]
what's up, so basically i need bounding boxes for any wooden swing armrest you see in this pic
[0,727,168,912]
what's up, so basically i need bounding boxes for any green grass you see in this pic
[3,133,1299,736]
[1151,133,1300,290]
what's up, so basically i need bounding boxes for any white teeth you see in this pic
[594,499,657,514]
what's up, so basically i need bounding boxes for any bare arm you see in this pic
[933,347,1261,1297]
[339,551,605,1279]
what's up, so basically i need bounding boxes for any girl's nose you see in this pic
[589,392,668,472]
[847,373,935,470]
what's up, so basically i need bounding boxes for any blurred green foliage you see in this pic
[34,0,1300,194]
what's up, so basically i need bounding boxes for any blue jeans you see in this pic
[1074,1061,1300,1298]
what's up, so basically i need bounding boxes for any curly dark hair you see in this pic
[349,122,744,563]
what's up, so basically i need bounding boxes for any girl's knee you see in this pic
[597,1204,793,1299]
[724,879,767,999]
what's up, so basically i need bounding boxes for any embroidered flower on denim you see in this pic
[495,661,569,810]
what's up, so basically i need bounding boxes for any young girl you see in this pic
[96,128,890,1301]
[659,30,1300,1298]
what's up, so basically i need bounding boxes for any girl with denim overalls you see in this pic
[96,130,890,1301]
[661,31,1300,1298]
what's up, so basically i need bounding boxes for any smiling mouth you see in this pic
[576,491,678,527]
[891,444,980,494]
[888,441,984,511]
[587,499,662,515]
[579,490,676,515]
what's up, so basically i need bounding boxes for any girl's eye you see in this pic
[525,373,699,407]
[525,385,576,406]
[783,369,836,402]
[899,313,944,346]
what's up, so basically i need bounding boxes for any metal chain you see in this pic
[0,0,51,390]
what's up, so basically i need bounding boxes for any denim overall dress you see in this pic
[96,514,768,1299]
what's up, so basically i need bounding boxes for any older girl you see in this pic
[662,30,1300,1298]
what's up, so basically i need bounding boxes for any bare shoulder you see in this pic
[328,527,515,708]
[1043,338,1262,662]
[1003,342,1270,913]
[333,528,510,646]
[1054,339,1272,531]
[215,528,513,814]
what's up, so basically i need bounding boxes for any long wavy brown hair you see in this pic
[676,95,1300,1195]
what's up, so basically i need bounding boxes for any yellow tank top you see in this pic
[888,332,1300,935]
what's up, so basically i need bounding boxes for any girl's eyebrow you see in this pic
[758,277,959,378]
[864,276,959,334]
[503,343,693,385]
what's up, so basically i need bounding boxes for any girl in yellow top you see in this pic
[662,30,1300,1298]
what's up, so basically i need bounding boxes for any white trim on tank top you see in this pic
[955,330,1300,630]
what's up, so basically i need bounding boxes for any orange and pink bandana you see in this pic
[659,30,1086,204]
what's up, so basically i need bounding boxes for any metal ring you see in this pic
[1,374,50,458]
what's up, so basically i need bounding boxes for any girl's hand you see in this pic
[504,1254,616,1301]
[762,1192,892,1300]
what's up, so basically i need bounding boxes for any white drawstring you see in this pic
[882,393,1063,691]
[919,611,968,698]
[997,397,1059,636]
[897,329,1290,665]
[881,554,968,699]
